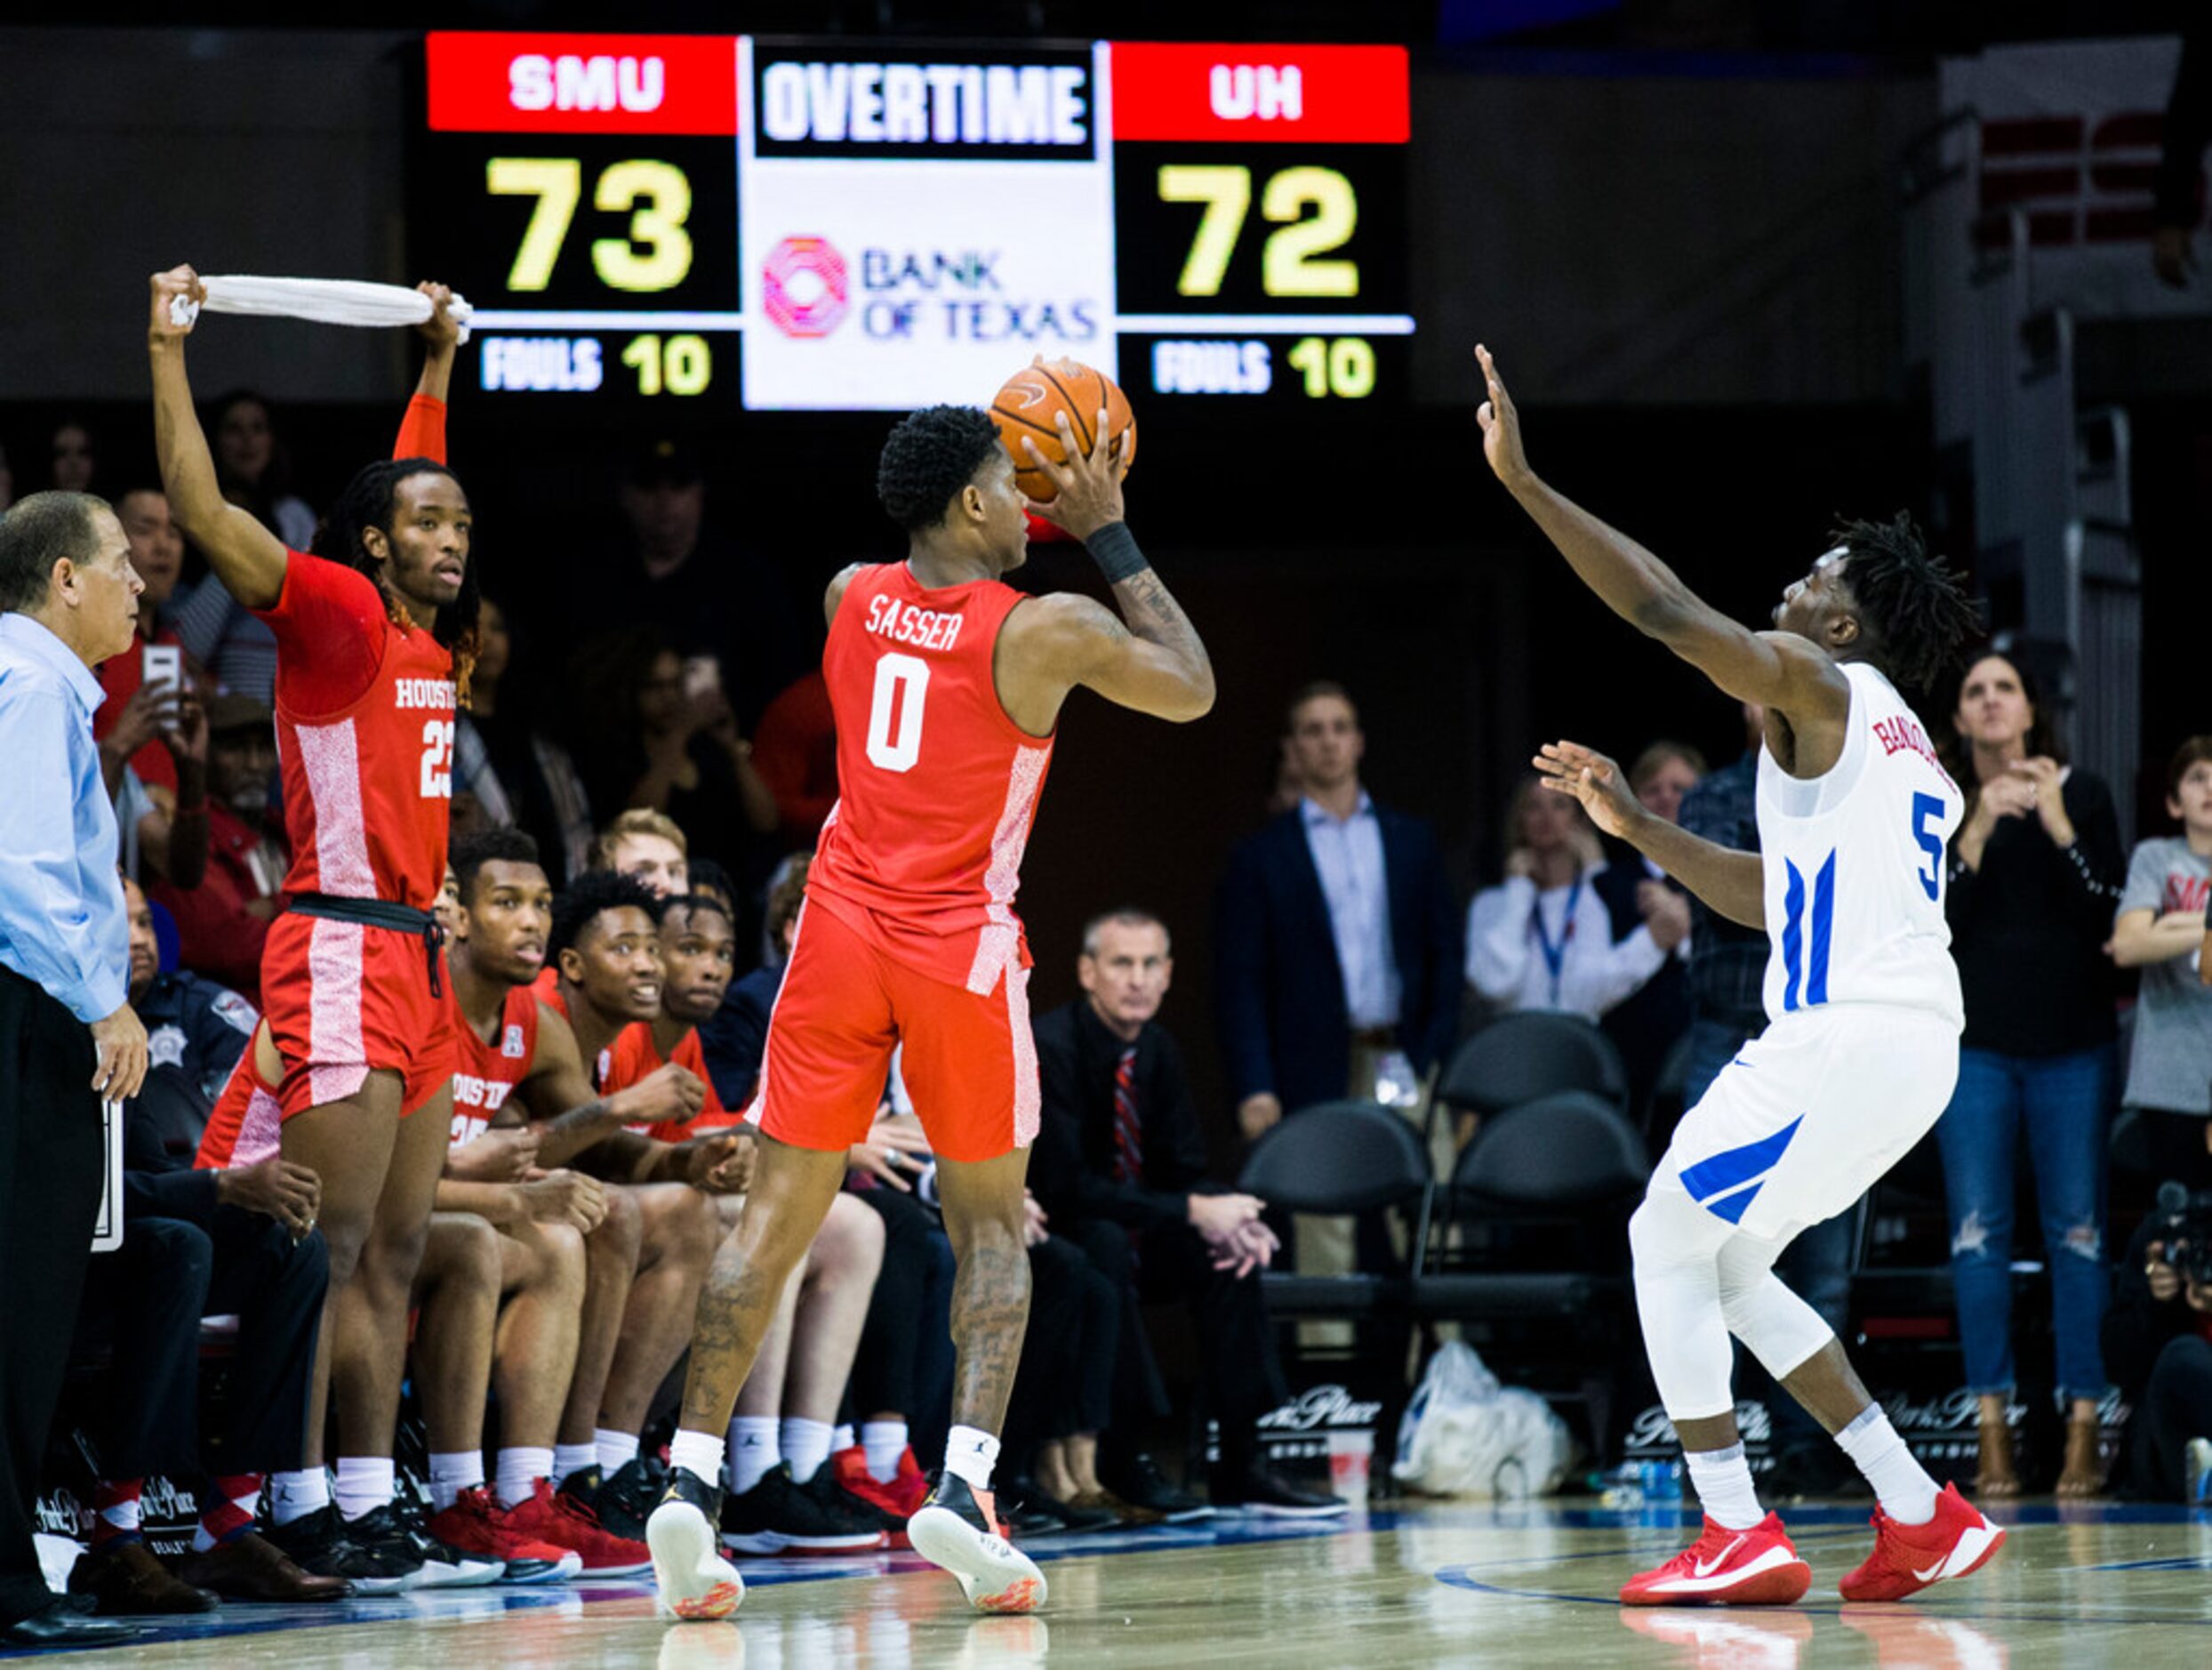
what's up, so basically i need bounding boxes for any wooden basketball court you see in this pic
[28,1497,2209,1666]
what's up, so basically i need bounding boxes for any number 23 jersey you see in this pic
[806,562,1055,998]
[1755,660,1963,1031]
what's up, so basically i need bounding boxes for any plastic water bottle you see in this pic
[1640,1460,1683,1502]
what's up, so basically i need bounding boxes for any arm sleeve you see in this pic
[2058,776,2128,932]
[2117,841,2169,924]
[1464,880,1534,1000]
[254,553,389,717]
[0,687,129,1023]
[393,394,447,465]
[124,1164,222,1227]
[1559,890,1669,1018]
[1214,846,1277,1103]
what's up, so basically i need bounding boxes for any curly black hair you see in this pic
[313,456,481,698]
[548,869,662,963]
[876,405,1003,532]
[450,827,541,909]
[1831,513,1983,698]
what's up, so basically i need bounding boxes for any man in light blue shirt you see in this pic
[0,490,148,1648]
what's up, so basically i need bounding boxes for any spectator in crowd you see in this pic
[102,674,209,891]
[92,487,190,788]
[750,670,838,843]
[66,950,341,1613]
[451,595,595,884]
[1039,909,1342,1517]
[1592,740,1704,1113]
[2152,20,2208,287]
[1466,775,1688,1020]
[147,693,286,1005]
[211,389,317,550]
[122,876,252,1103]
[1936,647,2127,1497]
[49,419,97,494]
[1217,681,1460,1197]
[2103,1196,2212,1503]
[554,438,811,733]
[2115,737,2212,1195]
[591,807,693,898]
[700,849,805,1104]
[570,632,778,880]
[0,490,148,1649]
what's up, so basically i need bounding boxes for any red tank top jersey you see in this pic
[260,554,454,910]
[532,969,621,1090]
[450,984,541,1147]
[601,1023,735,1140]
[807,563,1054,996]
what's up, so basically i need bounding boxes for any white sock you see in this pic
[497,1446,554,1511]
[862,1419,910,1484]
[1835,1404,1939,1525]
[781,1417,834,1485]
[334,1457,396,1522]
[595,1428,640,1475]
[96,1493,142,1538]
[270,1468,331,1528]
[428,1451,485,1513]
[944,1425,1000,1494]
[729,1417,781,1494]
[552,1443,598,1488]
[832,1424,856,1454]
[670,1428,726,1489]
[1683,1442,1763,1530]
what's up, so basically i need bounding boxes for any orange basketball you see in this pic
[990,357,1137,502]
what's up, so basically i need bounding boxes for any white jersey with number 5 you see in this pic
[1754,660,1964,1032]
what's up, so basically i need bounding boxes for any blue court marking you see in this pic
[0,1514,1349,1658]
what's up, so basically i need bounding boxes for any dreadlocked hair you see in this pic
[313,456,481,703]
[1831,513,1982,701]
[548,870,662,963]
[877,405,1003,531]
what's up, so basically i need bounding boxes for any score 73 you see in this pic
[486,158,693,293]
[1158,165,1358,298]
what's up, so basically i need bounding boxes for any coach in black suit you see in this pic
[1031,911,1341,1516]
[1214,683,1462,1140]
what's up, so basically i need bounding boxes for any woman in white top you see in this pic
[1466,775,1689,1020]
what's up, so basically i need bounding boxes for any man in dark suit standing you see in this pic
[1214,683,1462,1276]
[1032,911,1342,1517]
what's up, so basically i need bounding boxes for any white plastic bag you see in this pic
[1392,1340,1573,1498]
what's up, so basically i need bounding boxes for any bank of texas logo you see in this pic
[763,237,849,338]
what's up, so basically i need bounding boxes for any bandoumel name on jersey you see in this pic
[450,985,541,1146]
[1754,662,1965,1029]
[807,562,1055,998]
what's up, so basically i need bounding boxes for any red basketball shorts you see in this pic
[749,902,1040,1164]
[259,911,457,1120]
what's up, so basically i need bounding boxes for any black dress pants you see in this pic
[1070,1216,1289,1473]
[2128,1335,2212,1501]
[1004,1237,1118,1467]
[73,1209,329,1483]
[0,968,105,1626]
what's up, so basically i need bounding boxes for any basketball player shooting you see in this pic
[1473,344,2005,1605]
[647,397,1214,1621]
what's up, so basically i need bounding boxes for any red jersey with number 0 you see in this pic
[806,563,1054,996]
[259,554,454,911]
[449,984,540,1147]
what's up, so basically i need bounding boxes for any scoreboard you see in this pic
[413,34,1412,412]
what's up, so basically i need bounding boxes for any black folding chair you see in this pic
[1238,1099,1432,1324]
[1437,1011,1630,1128]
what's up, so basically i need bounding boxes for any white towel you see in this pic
[169,276,473,343]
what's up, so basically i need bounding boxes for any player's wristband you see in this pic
[1083,521,1150,584]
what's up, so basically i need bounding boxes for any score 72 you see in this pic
[485,157,694,293]
[1158,165,1358,298]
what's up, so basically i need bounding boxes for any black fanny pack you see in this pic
[285,893,446,998]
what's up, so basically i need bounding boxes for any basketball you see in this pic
[990,357,1137,502]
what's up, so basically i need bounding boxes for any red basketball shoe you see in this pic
[1838,1483,2005,1602]
[422,1488,581,1584]
[833,1444,929,1521]
[1619,1513,1812,1606]
[505,1477,654,1576]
